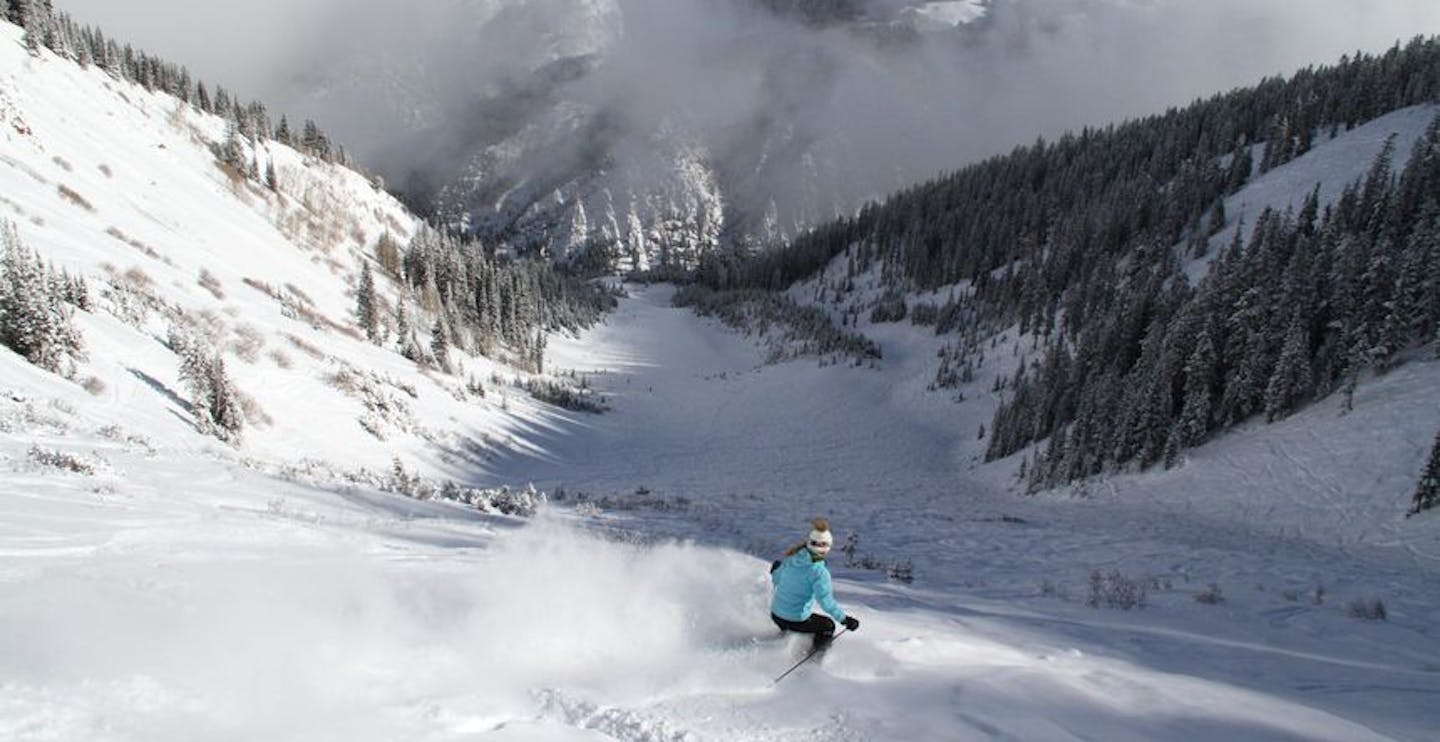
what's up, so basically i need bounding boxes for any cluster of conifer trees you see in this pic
[711,37,1440,294]
[0,222,87,376]
[357,228,617,375]
[698,35,1440,497]
[6,2,344,167]
[994,129,1440,490]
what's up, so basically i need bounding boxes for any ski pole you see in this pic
[772,629,847,685]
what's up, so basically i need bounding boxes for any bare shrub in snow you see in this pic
[1086,570,1148,610]
[197,269,225,300]
[229,324,265,363]
[28,445,97,475]
[122,266,154,290]
[81,376,106,396]
[270,349,293,369]
[1194,583,1225,605]
[104,227,162,260]
[242,276,281,300]
[284,332,326,360]
[237,390,271,428]
[57,184,94,211]
[97,424,151,450]
[325,367,359,393]
[552,489,691,515]
[1346,597,1387,621]
[376,232,403,277]
[831,530,912,582]
[284,283,315,307]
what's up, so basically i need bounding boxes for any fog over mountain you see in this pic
[56,0,1440,265]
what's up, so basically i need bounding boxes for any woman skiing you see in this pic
[769,518,860,655]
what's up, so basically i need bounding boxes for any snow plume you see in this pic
[0,512,772,739]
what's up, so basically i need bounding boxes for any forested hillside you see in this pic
[696,36,1440,496]
[1,8,615,491]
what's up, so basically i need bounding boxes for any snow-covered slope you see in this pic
[4,19,1440,742]
[0,24,586,482]
[1186,105,1440,282]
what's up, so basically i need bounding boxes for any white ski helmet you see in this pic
[807,518,834,557]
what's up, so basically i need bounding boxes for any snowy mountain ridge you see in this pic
[282,0,1000,271]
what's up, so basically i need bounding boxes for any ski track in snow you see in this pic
[3,281,1438,741]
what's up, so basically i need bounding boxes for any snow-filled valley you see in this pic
[3,19,1440,742]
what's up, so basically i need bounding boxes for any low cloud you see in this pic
[55,0,1440,222]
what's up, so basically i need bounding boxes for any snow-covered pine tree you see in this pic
[1177,327,1217,446]
[1361,237,1399,371]
[1410,429,1440,516]
[356,262,379,343]
[395,301,420,361]
[1264,313,1314,421]
[18,0,43,54]
[0,222,85,374]
[218,120,246,173]
[208,353,243,440]
[430,318,449,373]
[170,326,241,442]
[274,115,293,146]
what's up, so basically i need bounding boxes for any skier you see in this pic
[769,518,860,656]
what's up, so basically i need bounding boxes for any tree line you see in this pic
[694,35,1440,501]
[5,2,349,168]
[357,227,617,376]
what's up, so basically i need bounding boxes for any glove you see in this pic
[770,560,781,574]
[843,616,860,631]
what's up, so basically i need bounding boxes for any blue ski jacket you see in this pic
[770,550,847,624]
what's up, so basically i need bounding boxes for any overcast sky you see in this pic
[49,0,1440,214]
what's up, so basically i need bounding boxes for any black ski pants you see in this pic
[771,612,835,651]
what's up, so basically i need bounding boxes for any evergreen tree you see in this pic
[1178,327,1218,446]
[275,115,293,146]
[0,222,85,374]
[1264,313,1313,421]
[356,262,379,342]
[208,353,243,439]
[430,318,449,372]
[1411,429,1440,515]
[395,300,421,361]
[171,328,240,441]
[218,120,246,172]
[20,0,43,55]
